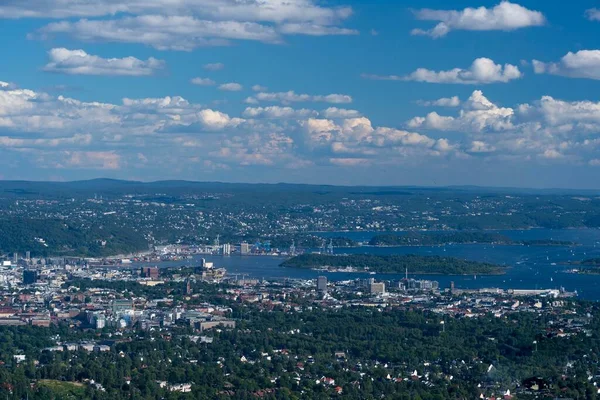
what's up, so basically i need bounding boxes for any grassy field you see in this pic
[37,380,86,398]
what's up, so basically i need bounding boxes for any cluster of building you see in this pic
[0,249,592,400]
[0,254,235,333]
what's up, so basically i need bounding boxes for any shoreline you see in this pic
[297,267,507,276]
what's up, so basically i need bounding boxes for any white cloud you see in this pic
[64,151,121,170]
[256,91,352,104]
[329,157,370,166]
[405,90,600,164]
[43,48,165,76]
[243,106,316,119]
[0,133,92,148]
[321,107,361,118]
[407,90,514,132]
[35,16,282,51]
[541,149,563,159]
[21,1,355,50]
[0,0,353,26]
[7,77,600,176]
[278,23,357,36]
[218,82,243,91]
[364,58,522,84]
[411,1,545,38]
[191,77,216,86]
[417,96,460,107]
[197,109,243,130]
[304,117,449,159]
[585,9,600,21]
[204,63,224,71]
[210,132,296,166]
[533,50,600,80]
[252,85,267,92]
[534,96,600,126]
[469,140,496,153]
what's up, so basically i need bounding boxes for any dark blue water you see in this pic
[132,229,600,301]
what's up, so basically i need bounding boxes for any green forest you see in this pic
[0,303,599,399]
[0,218,148,257]
[368,232,576,247]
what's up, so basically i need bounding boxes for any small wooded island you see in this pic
[568,258,600,274]
[281,254,507,275]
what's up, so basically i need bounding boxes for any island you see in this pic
[567,258,600,274]
[367,232,576,247]
[281,254,507,275]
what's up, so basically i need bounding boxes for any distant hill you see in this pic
[0,179,598,199]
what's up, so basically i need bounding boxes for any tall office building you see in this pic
[369,281,385,295]
[317,276,328,293]
[13,253,18,264]
[240,242,250,255]
[23,270,37,285]
[25,251,31,261]
[222,243,231,255]
[140,267,159,279]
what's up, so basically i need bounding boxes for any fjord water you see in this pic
[145,229,600,300]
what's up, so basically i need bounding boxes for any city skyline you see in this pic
[2,1,600,188]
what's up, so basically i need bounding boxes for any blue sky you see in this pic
[1,0,600,188]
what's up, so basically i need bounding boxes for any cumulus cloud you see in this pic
[197,109,243,130]
[191,77,215,86]
[43,48,165,76]
[64,151,121,170]
[6,77,600,177]
[364,58,522,84]
[0,134,92,148]
[408,90,514,132]
[35,16,281,51]
[303,116,451,160]
[468,140,496,153]
[20,0,355,50]
[533,96,600,126]
[0,81,245,139]
[218,83,243,91]
[411,1,546,38]
[585,9,600,21]
[417,96,460,107]
[243,106,316,119]
[321,107,361,118]
[210,132,296,166]
[278,23,357,36]
[533,50,600,80]
[329,157,370,166]
[254,91,352,104]
[204,63,224,71]
[252,85,267,92]
[406,90,600,164]
[0,0,353,26]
